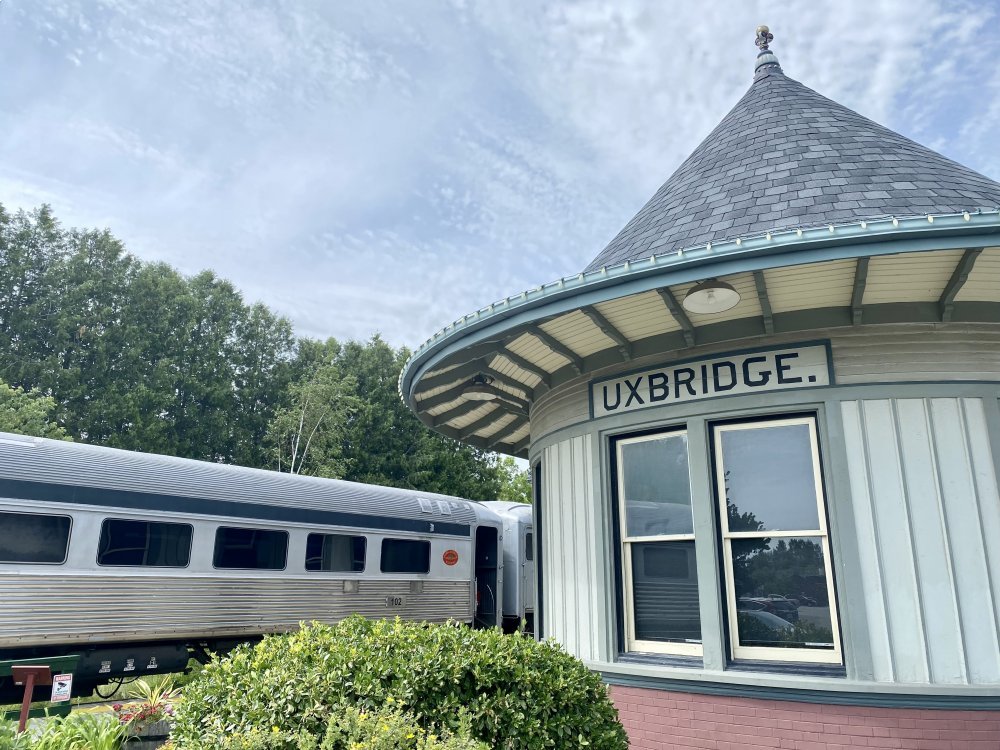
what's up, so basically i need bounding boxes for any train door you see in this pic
[474,525,500,628]
[522,528,535,631]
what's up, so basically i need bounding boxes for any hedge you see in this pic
[171,617,628,749]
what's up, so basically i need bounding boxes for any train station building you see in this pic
[400,28,1000,749]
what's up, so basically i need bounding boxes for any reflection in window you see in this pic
[617,431,701,656]
[380,538,430,574]
[714,416,841,664]
[213,526,288,570]
[731,537,834,649]
[305,533,365,572]
[0,511,71,564]
[98,519,192,567]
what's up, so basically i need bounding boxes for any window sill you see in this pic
[727,658,845,678]
[617,652,703,669]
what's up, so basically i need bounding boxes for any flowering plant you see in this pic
[112,676,179,732]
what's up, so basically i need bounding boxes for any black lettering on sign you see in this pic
[624,377,645,407]
[742,356,771,387]
[712,361,737,392]
[648,372,669,402]
[674,368,696,398]
[775,352,803,384]
[700,364,709,394]
[603,383,622,411]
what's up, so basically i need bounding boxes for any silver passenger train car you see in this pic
[0,432,526,702]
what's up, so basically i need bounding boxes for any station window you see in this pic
[0,511,71,564]
[306,533,366,572]
[213,526,288,570]
[615,431,701,656]
[98,518,192,567]
[712,415,842,664]
[380,538,430,574]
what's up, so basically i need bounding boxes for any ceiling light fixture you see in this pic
[462,374,500,401]
[682,279,741,314]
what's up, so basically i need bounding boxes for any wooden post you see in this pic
[11,665,51,734]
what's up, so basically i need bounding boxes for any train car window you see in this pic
[97,519,192,567]
[0,511,71,564]
[305,533,366,572]
[213,526,288,570]
[525,532,533,561]
[380,538,430,574]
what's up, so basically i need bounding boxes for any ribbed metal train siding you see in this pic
[840,396,1000,685]
[1,574,472,647]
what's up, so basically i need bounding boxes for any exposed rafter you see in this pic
[430,400,482,428]
[851,257,870,325]
[494,391,530,415]
[752,271,774,335]
[939,248,982,322]
[497,347,551,387]
[486,418,526,450]
[481,367,533,399]
[580,305,632,360]
[529,328,584,375]
[510,436,530,456]
[656,288,696,346]
[457,406,512,441]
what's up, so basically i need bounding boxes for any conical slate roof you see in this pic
[585,46,1000,272]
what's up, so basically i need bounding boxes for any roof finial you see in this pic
[755,25,773,51]
[753,24,782,79]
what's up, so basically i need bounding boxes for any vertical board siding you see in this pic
[840,397,1000,685]
[541,434,608,661]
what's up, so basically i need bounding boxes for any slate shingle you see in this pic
[584,59,1000,272]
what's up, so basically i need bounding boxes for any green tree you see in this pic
[0,380,69,439]
[497,457,531,503]
[268,356,359,477]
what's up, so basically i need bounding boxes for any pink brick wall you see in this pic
[609,684,1000,750]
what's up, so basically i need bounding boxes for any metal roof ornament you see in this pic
[755,25,773,51]
[754,25,782,79]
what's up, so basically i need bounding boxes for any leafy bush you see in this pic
[172,617,628,749]
[3,713,128,750]
[0,720,32,750]
[319,706,485,749]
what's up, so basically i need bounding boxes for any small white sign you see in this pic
[50,674,72,703]
[590,342,832,418]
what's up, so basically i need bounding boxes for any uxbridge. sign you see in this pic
[590,342,832,418]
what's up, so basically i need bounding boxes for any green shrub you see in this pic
[320,705,485,750]
[0,720,32,750]
[171,617,628,749]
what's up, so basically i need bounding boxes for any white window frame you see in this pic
[616,430,702,656]
[713,415,842,665]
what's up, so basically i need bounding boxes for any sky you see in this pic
[2,0,999,348]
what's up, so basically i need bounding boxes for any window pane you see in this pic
[721,423,820,532]
[213,527,287,570]
[731,536,835,650]
[524,532,533,561]
[621,434,693,537]
[305,533,365,572]
[380,538,430,573]
[98,519,192,567]
[630,541,701,644]
[0,512,71,563]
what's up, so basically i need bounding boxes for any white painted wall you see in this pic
[841,397,1000,685]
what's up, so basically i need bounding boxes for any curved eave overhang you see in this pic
[401,211,1000,458]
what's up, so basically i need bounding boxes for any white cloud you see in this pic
[1,0,998,350]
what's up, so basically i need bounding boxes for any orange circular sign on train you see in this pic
[442,549,459,566]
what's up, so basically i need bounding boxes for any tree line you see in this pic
[0,204,528,502]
